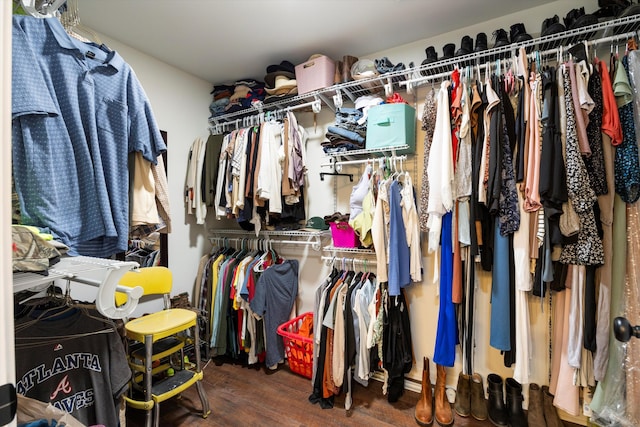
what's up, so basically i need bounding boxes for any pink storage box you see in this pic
[330,222,359,248]
[295,55,335,94]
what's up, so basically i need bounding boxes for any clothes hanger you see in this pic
[20,0,66,18]
[58,0,102,45]
[320,158,354,182]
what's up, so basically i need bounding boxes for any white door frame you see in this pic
[1,1,17,426]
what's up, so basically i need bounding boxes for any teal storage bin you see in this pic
[365,103,416,154]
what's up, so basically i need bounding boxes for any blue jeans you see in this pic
[327,126,365,144]
[335,108,363,125]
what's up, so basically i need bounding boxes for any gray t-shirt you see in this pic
[250,259,299,367]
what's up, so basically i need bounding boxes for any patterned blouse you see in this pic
[560,66,604,266]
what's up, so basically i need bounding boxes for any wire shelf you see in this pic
[322,245,376,255]
[207,13,640,129]
[324,145,410,158]
[209,229,330,251]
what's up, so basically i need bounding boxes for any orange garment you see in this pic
[598,58,623,146]
[323,278,343,398]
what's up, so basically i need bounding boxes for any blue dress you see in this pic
[433,212,457,367]
[490,217,511,351]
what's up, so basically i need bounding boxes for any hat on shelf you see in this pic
[264,60,296,89]
[301,216,330,232]
[351,59,379,80]
[265,75,298,96]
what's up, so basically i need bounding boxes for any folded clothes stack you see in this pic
[323,107,367,154]
[208,79,267,119]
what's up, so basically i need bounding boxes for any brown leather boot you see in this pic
[333,60,343,85]
[527,383,546,427]
[342,55,359,83]
[434,364,454,427]
[453,372,470,417]
[542,386,564,427]
[414,357,433,426]
[470,373,488,421]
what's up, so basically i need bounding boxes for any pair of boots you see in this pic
[333,55,359,84]
[454,33,487,57]
[492,23,533,48]
[486,374,527,426]
[453,372,488,421]
[527,384,565,427]
[414,357,453,427]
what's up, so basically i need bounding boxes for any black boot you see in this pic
[442,43,455,60]
[510,23,532,43]
[564,7,598,29]
[505,378,528,427]
[455,35,473,56]
[487,374,508,426]
[474,32,488,52]
[420,46,438,76]
[541,15,566,37]
[492,29,510,48]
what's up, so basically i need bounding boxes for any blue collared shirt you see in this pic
[12,15,166,257]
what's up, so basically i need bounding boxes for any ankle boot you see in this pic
[334,60,343,85]
[342,55,358,83]
[434,364,453,427]
[455,35,473,56]
[505,378,527,427]
[474,32,488,52]
[453,372,470,417]
[542,386,564,427]
[470,373,488,421]
[510,23,532,43]
[492,28,510,48]
[527,384,546,427]
[441,43,455,60]
[487,373,508,426]
[420,46,438,76]
[415,357,434,426]
[541,15,566,37]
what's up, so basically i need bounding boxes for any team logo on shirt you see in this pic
[50,375,71,399]
[54,344,63,351]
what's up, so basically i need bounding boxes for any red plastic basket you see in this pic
[276,312,313,379]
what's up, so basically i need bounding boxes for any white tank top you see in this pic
[350,164,373,217]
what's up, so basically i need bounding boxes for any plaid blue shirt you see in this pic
[12,15,166,257]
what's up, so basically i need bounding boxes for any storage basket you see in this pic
[276,312,313,379]
[329,221,359,248]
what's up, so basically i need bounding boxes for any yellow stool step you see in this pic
[125,308,196,342]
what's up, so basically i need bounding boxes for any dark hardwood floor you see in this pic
[125,358,582,426]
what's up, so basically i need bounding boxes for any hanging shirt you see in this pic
[12,16,166,257]
[388,180,411,296]
[426,80,454,253]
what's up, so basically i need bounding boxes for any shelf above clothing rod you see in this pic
[321,154,407,168]
[209,229,329,251]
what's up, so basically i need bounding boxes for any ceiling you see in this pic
[80,0,556,85]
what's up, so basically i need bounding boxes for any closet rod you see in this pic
[285,98,321,113]
[321,256,377,266]
[208,230,327,251]
[320,154,407,168]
